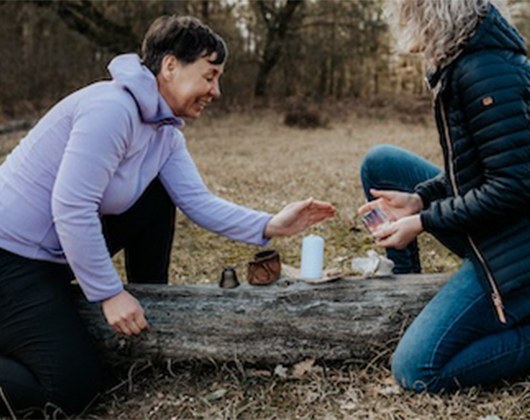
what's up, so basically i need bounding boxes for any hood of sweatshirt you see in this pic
[107,53,183,127]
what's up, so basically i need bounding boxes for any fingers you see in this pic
[113,315,149,336]
[373,219,418,249]
[300,199,336,223]
[300,197,314,208]
[290,198,335,215]
[306,204,336,225]
[370,189,396,199]
[102,291,150,336]
[285,197,313,215]
[267,198,335,237]
[376,234,400,249]
[135,313,150,331]
[373,222,395,240]
[302,198,336,212]
[375,226,396,247]
[308,199,335,212]
[357,198,382,215]
[376,237,396,249]
[127,318,143,335]
[116,320,134,336]
[309,209,336,220]
[376,234,407,250]
[307,213,332,226]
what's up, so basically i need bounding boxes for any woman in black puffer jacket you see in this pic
[359,0,530,392]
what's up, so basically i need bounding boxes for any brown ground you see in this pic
[2,107,526,419]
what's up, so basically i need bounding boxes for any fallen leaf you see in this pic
[247,369,272,378]
[292,358,316,378]
[205,388,227,402]
[378,385,402,396]
[274,364,288,379]
[339,401,358,411]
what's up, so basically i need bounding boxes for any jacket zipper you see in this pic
[438,97,507,324]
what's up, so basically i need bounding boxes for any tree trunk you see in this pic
[201,0,209,23]
[36,0,138,54]
[76,274,449,366]
[253,0,303,97]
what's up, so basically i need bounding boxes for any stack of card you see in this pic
[361,206,389,233]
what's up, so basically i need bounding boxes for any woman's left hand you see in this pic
[264,198,336,238]
[373,215,423,249]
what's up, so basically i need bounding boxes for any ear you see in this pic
[159,55,181,81]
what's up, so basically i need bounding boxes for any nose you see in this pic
[211,79,221,99]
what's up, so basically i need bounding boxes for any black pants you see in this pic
[0,178,175,417]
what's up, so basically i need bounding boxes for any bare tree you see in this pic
[253,0,303,97]
[201,0,209,23]
[35,0,139,53]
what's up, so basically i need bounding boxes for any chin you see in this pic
[186,108,205,119]
[178,112,200,120]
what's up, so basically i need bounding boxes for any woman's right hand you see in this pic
[101,290,149,336]
[357,189,423,221]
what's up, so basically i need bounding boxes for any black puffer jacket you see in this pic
[414,5,530,321]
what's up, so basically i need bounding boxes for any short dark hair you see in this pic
[141,15,227,75]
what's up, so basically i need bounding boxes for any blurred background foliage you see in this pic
[0,0,528,119]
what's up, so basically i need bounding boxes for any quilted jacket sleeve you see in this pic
[421,52,530,233]
[414,172,449,208]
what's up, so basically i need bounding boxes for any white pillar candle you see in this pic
[300,235,324,279]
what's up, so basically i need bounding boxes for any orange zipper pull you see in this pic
[492,292,507,324]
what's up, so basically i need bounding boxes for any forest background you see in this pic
[2,1,530,419]
[1,0,527,119]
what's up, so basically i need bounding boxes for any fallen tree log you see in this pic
[75,274,449,365]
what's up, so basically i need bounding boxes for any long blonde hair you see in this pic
[387,0,509,69]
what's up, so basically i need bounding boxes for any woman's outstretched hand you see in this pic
[102,290,149,336]
[357,189,423,221]
[264,198,336,238]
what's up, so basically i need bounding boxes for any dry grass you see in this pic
[86,361,530,420]
[165,108,459,286]
[2,108,525,419]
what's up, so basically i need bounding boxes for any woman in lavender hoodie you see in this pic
[0,16,335,415]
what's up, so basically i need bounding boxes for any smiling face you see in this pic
[157,52,224,119]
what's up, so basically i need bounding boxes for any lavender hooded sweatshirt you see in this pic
[0,54,272,302]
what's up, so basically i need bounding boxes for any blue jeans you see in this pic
[360,145,530,392]
[360,144,441,273]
